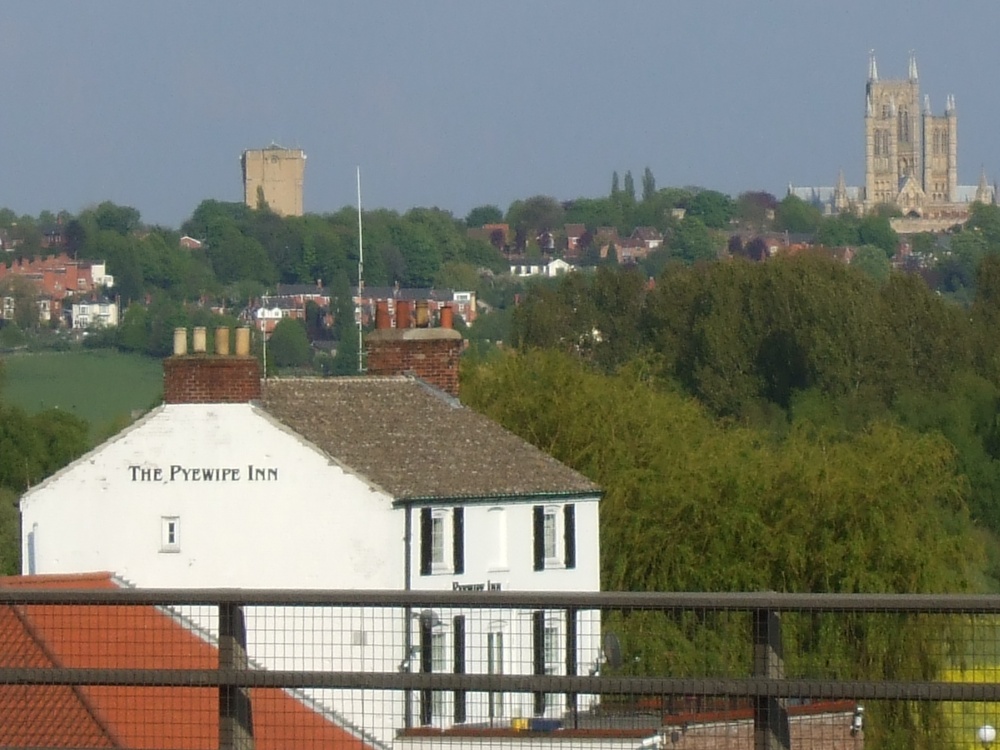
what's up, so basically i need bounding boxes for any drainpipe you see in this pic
[403,505,413,728]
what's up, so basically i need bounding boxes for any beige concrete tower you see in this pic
[241,144,306,217]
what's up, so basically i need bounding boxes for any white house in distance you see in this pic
[71,296,119,329]
[509,258,575,278]
[20,316,602,746]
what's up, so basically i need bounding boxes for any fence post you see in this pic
[219,602,254,750]
[753,609,790,750]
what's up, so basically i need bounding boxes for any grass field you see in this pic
[1,349,163,443]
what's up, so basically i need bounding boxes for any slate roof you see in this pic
[259,377,600,502]
[0,572,372,750]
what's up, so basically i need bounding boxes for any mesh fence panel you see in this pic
[0,589,998,750]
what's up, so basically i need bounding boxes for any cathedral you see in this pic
[790,53,993,228]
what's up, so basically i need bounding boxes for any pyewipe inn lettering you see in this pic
[128,465,279,482]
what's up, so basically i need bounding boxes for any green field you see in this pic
[1,350,163,443]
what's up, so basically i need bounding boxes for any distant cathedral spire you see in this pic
[946,93,956,114]
[868,50,878,82]
[923,94,931,115]
[976,167,991,204]
[908,51,918,81]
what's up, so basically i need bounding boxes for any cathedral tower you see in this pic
[864,52,922,208]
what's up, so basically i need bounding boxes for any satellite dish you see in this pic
[603,632,623,669]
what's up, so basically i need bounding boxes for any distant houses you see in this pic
[247,283,478,337]
[0,253,116,329]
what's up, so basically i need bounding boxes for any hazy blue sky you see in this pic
[2,1,997,227]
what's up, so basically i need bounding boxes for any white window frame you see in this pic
[430,509,453,574]
[543,506,563,568]
[488,507,508,572]
[543,621,561,709]
[160,516,180,553]
[430,629,449,722]
[487,626,505,719]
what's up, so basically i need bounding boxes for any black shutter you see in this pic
[533,610,546,716]
[453,615,467,724]
[563,504,576,569]
[420,508,432,576]
[533,505,545,571]
[453,507,464,574]
[565,608,578,712]
[419,614,433,724]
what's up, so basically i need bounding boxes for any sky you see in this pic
[1,1,998,228]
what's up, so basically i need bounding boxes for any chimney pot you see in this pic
[396,299,412,329]
[173,327,188,356]
[440,304,454,330]
[235,327,251,356]
[415,300,430,328]
[215,327,230,356]
[376,300,392,329]
[192,326,207,353]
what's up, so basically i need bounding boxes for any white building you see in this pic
[20,323,602,745]
[510,259,576,278]
[71,296,119,329]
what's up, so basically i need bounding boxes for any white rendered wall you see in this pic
[21,403,403,589]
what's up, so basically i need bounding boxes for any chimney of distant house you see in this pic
[163,327,261,404]
[366,304,462,397]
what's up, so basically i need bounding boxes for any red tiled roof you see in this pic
[0,573,372,750]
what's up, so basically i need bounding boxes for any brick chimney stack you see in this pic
[366,304,462,396]
[163,327,262,404]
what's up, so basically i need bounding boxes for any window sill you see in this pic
[159,547,181,554]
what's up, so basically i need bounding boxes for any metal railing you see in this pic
[1,588,999,750]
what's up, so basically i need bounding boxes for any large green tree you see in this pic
[268,318,311,369]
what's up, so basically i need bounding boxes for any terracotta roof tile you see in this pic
[0,573,372,750]
[259,377,600,501]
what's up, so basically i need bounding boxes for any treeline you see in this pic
[0,361,88,574]
[469,251,1000,588]
[463,256,1000,749]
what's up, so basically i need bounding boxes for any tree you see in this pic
[670,216,716,263]
[641,168,656,203]
[816,214,860,248]
[461,349,983,597]
[268,319,311,368]
[858,214,899,255]
[775,194,821,233]
[736,191,778,227]
[329,272,359,375]
[464,205,503,228]
[623,171,636,202]
[92,201,142,235]
[685,190,735,229]
[850,244,892,283]
[611,171,620,197]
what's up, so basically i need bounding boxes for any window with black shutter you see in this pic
[453,615,466,723]
[532,610,546,716]
[419,614,433,724]
[453,507,464,574]
[420,507,432,576]
[563,504,576,569]
[532,506,545,571]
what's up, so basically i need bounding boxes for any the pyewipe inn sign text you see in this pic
[128,465,279,482]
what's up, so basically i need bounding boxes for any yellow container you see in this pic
[512,718,529,731]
